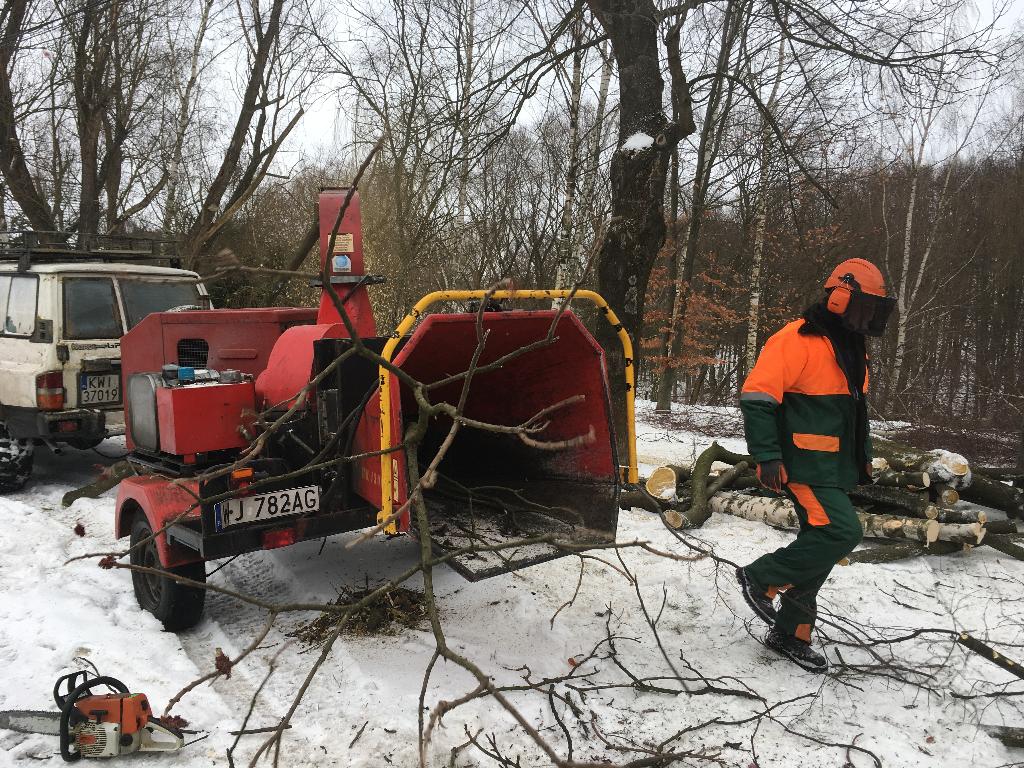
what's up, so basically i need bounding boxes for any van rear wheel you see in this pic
[129,514,206,631]
[0,423,34,492]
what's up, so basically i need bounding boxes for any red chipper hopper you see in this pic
[113,189,636,630]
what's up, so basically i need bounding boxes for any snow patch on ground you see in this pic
[0,424,1020,767]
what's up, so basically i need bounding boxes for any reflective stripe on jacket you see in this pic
[740,319,871,490]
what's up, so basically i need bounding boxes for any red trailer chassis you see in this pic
[113,190,636,630]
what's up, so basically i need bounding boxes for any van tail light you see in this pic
[36,371,65,411]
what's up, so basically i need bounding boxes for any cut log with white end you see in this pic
[708,491,987,544]
[859,514,939,544]
[707,492,801,529]
[931,483,960,505]
[929,507,986,525]
[871,457,890,474]
[932,521,985,545]
[645,466,678,501]
[873,438,972,489]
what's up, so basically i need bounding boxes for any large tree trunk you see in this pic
[0,0,56,232]
[586,0,690,458]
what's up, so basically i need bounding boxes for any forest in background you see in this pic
[2,0,1022,462]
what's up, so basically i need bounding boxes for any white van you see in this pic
[0,247,209,490]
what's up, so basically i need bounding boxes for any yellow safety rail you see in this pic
[376,289,637,531]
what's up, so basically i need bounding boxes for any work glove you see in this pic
[756,460,788,493]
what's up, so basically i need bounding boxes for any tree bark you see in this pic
[552,16,583,298]
[586,0,692,460]
[743,33,786,378]
[667,442,751,528]
[850,484,937,517]
[960,473,1024,519]
[874,470,930,489]
[847,541,963,564]
[0,0,56,231]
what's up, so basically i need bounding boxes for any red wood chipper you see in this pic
[113,189,637,630]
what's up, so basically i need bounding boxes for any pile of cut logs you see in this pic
[624,437,1024,564]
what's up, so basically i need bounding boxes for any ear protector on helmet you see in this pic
[826,273,859,315]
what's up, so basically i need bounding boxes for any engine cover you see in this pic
[75,721,123,758]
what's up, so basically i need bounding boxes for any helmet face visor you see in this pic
[842,292,896,336]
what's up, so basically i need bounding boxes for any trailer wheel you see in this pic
[0,422,34,492]
[130,514,206,631]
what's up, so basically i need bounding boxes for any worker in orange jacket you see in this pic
[735,259,896,672]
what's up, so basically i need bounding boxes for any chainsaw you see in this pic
[0,670,184,761]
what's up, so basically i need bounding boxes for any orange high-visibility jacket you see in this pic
[740,319,871,489]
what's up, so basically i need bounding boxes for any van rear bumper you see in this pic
[4,405,107,442]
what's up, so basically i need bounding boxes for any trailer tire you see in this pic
[0,422,34,492]
[130,514,206,631]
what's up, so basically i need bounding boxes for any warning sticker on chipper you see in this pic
[332,254,352,273]
[331,233,354,253]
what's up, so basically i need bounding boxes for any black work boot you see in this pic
[764,628,828,672]
[735,567,777,626]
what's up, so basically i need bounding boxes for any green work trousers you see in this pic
[744,484,863,640]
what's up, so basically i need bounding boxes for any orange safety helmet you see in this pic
[824,258,887,313]
[823,258,895,336]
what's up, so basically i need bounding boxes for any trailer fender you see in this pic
[115,475,203,568]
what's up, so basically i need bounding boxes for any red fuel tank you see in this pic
[156,380,255,457]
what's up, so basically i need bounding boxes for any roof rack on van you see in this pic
[0,230,183,270]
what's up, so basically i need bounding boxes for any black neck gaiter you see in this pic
[799,302,867,397]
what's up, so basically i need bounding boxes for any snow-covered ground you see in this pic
[1,407,1022,767]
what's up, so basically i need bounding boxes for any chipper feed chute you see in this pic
[371,302,631,580]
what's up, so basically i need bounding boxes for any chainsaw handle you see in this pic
[53,671,89,710]
[58,675,129,763]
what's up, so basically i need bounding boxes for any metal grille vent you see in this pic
[177,338,209,368]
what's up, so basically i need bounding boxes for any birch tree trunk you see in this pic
[743,34,787,376]
[456,0,476,228]
[579,41,612,237]
[552,18,584,301]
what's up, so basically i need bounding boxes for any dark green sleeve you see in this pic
[740,397,782,464]
[863,411,873,462]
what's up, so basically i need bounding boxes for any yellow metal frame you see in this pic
[376,289,638,531]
